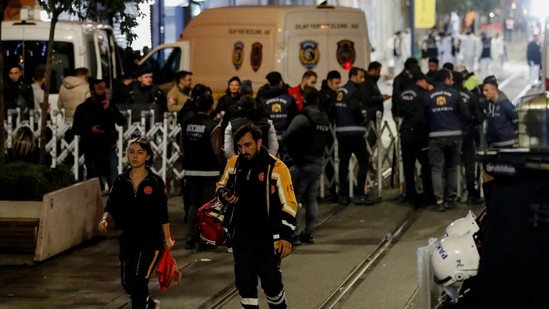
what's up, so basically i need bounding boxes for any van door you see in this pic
[285,8,370,85]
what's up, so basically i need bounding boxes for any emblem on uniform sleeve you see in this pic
[232,41,244,70]
[436,96,447,106]
[251,42,263,72]
[299,40,320,69]
[258,172,265,182]
[270,185,276,194]
[336,40,356,70]
[144,186,153,195]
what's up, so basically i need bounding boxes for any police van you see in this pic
[140,5,371,96]
[2,16,123,108]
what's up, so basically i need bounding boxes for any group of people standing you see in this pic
[392,55,518,212]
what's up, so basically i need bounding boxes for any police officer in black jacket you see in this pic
[425,69,471,211]
[395,72,435,208]
[181,93,224,249]
[282,87,333,245]
[259,71,298,164]
[334,67,379,206]
[453,71,486,205]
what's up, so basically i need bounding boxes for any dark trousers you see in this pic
[119,235,163,309]
[233,242,287,309]
[291,162,323,234]
[184,176,218,240]
[84,148,118,189]
[400,129,434,199]
[461,134,477,198]
[338,135,369,197]
[429,136,462,202]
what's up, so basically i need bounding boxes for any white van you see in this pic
[141,5,371,96]
[2,18,123,107]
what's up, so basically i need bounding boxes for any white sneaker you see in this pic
[154,299,161,309]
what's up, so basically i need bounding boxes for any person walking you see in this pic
[527,32,542,86]
[425,70,471,211]
[181,93,224,249]
[217,123,297,309]
[98,137,175,309]
[72,79,127,189]
[282,87,332,245]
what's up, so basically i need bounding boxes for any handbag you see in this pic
[156,248,181,291]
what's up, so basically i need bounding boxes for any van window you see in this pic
[2,40,75,93]
[146,47,181,85]
[97,31,113,88]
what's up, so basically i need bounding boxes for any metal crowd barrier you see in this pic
[4,107,402,197]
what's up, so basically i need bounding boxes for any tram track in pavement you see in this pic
[316,208,420,309]
[197,201,351,309]
[197,198,420,309]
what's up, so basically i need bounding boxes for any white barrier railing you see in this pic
[4,107,402,196]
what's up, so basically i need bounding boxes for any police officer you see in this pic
[282,87,332,245]
[181,93,224,249]
[334,67,378,206]
[425,69,471,211]
[395,72,435,208]
[122,66,167,124]
[259,71,298,163]
[453,71,486,205]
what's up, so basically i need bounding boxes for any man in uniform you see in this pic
[425,70,471,211]
[217,123,297,309]
[181,93,224,249]
[283,87,332,245]
[259,71,298,163]
[334,67,378,206]
[394,72,435,208]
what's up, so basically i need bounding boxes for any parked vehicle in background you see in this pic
[140,5,371,97]
[2,17,123,110]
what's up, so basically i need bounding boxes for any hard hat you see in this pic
[431,235,480,287]
[443,210,480,238]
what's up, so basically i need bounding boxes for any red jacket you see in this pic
[288,86,303,111]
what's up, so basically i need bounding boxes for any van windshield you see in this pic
[2,41,75,94]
